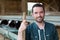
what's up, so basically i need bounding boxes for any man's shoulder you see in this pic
[45,21,55,29]
[28,22,35,27]
[45,21,55,26]
[26,22,35,31]
[26,22,35,29]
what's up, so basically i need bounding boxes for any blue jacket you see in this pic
[25,22,59,40]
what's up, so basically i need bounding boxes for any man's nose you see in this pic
[37,13,41,16]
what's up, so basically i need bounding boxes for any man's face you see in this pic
[32,7,45,23]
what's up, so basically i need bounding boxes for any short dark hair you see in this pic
[32,3,45,13]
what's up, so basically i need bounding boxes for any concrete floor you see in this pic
[0,34,10,40]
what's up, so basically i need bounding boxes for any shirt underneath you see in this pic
[38,29,45,40]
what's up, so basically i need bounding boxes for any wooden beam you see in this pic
[21,0,27,40]
[21,0,27,19]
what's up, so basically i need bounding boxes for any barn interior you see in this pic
[0,0,60,40]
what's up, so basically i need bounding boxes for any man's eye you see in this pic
[35,12,37,14]
[40,11,44,13]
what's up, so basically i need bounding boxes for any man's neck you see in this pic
[36,21,45,29]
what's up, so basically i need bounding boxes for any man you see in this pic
[17,3,59,40]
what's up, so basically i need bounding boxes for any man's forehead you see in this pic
[33,7,43,10]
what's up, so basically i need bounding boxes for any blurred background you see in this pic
[0,0,60,40]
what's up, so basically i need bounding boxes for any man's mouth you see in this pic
[37,17,42,19]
